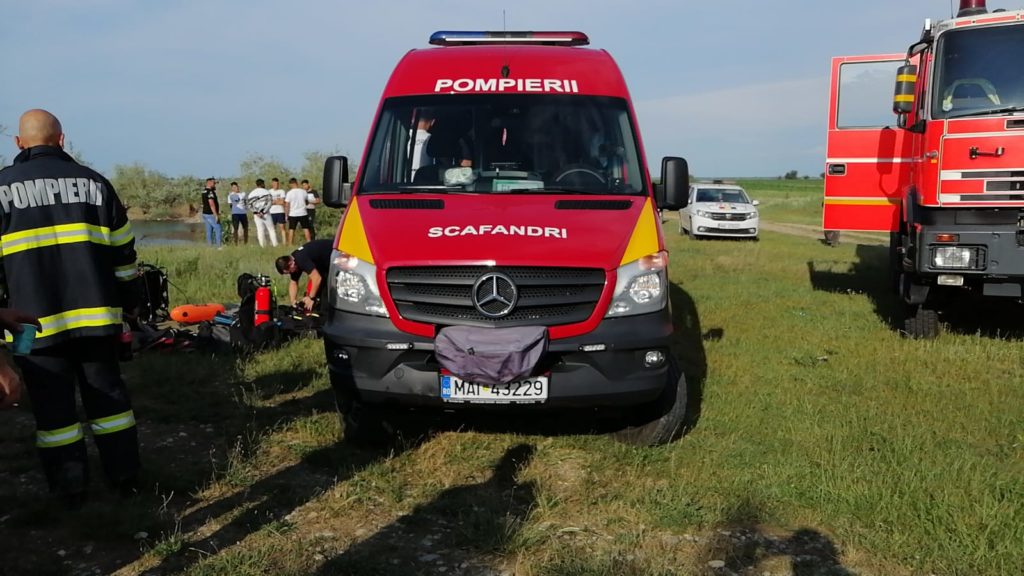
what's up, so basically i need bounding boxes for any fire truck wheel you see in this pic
[612,356,688,446]
[903,305,940,339]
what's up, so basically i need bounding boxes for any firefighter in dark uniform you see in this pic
[0,109,141,505]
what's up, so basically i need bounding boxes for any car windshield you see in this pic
[359,94,646,195]
[932,24,1024,119]
[695,188,748,204]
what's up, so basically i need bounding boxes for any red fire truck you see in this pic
[318,31,691,445]
[824,0,1024,338]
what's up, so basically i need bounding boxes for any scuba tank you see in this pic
[254,274,273,326]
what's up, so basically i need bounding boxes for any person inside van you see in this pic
[416,115,474,184]
[410,108,436,180]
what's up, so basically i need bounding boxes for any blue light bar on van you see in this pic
[429,31,590,47]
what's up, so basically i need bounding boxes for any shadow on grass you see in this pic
[697,497,856,576]
[808,244,1024,339]
[140,436,428,576]
[669,282,708,435]
[806,244,902,330]
[0,349,333,576]
[313,443,536,576]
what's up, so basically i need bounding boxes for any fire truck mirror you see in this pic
[893,64,918,115]
[659,156,689,210]
[323,155,350,208]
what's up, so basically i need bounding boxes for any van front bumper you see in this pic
[322,309,674,409]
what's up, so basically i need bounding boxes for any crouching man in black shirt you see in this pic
[275,239,333,312]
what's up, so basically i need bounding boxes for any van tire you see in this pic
[332,384,393,446]
[612,357,688,446]
[338,401,392,446]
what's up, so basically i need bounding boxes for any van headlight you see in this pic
[605,251,668,317]
[329,250,389,317]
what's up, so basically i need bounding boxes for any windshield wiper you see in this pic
[501,187,608,195]
[391,185,463,193]
[948,105,1024,119]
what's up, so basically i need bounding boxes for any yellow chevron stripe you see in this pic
[337,199,374,264]
[619,197,660,266]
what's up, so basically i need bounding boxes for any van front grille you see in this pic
[386,266,606,327]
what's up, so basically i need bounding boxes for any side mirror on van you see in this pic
[323,156,350,208]
[658,156,689,210]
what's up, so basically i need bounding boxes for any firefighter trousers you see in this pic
[15,336,140,494]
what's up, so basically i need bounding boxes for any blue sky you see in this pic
[3,0,965,178]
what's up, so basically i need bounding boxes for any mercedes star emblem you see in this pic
[472,272,518,318]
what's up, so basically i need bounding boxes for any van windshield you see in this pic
[360,94,646,195]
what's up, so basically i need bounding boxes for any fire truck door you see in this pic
[824,54,913,232]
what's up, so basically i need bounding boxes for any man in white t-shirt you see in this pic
[247,178,278,247]
[302,179,321,240]
[410,109,436,180]
[268,177,287,241]
[284,177,311,245]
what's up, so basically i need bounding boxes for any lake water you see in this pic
[134,220,205,246]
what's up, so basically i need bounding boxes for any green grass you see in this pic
[738,178,824,226]
[1,195,1023,576]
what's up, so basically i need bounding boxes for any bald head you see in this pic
[15,109,64,150]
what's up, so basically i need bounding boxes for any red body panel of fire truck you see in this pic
[824,1,1024,337]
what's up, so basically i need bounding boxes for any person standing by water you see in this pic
[284,177,312,245]
[302,179,320,240]
[227,181,249,244]
[248,178,277,248]
[268,177,287,243]
[201,177,222,248]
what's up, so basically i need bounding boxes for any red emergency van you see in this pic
[320,31,690,445]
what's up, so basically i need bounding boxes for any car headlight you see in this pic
[605,251,669,317]
[695,209,710,218]
[746,211,758,220]
[329,250,388,317]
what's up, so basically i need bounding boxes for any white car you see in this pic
[678,183,759,239]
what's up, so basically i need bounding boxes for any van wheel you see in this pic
[612,357,688,446]
[903,305,940,339]
[337,399,393,446]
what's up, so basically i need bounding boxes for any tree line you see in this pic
[110,151,347,220]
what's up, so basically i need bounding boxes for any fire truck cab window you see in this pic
[933,25,1024,119]
[836,60,904,128]
[360,94,645,195]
